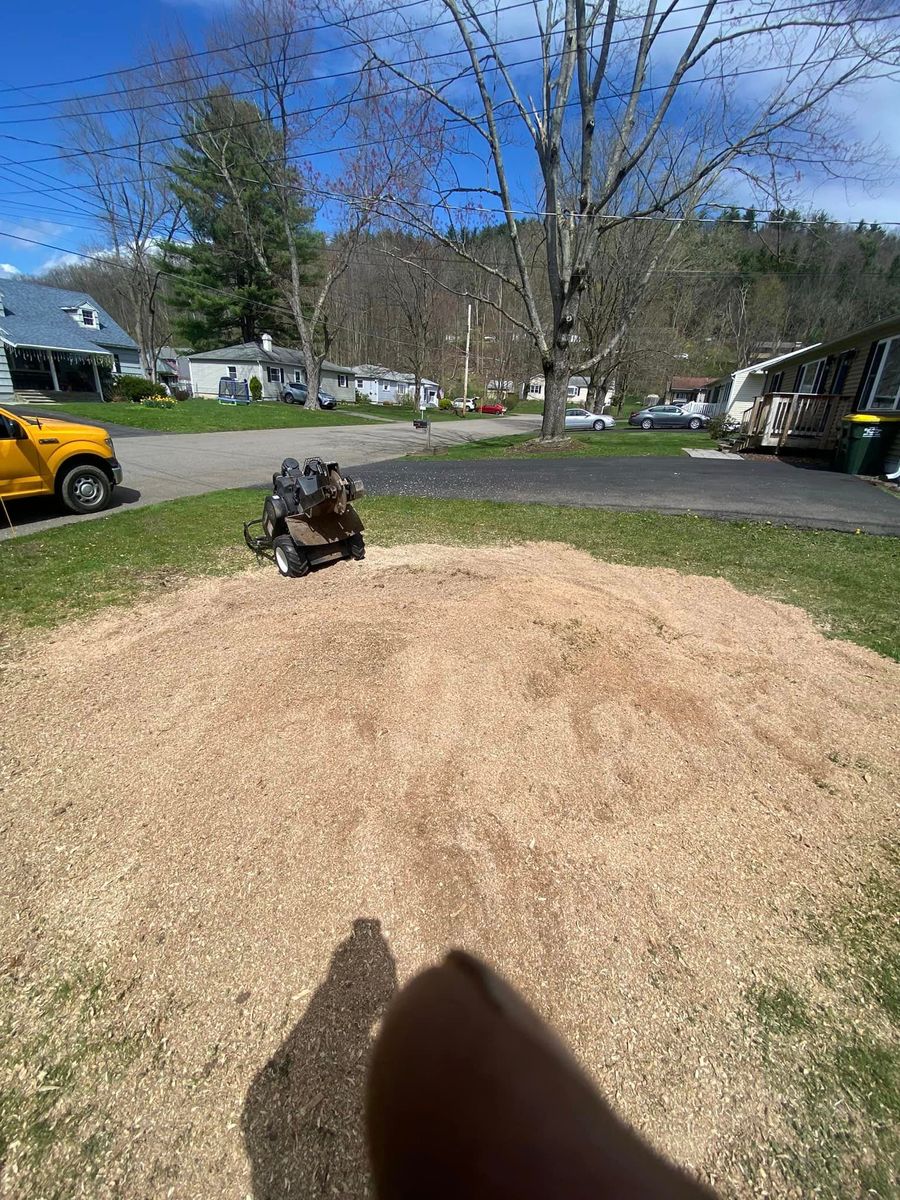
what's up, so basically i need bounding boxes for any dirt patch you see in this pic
[1,542,897,1197]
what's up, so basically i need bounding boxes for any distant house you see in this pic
[353,364,440,406]
[0,278,143,402]
[665,375,717,405]
[739,314,900,452]
[706,350,815,424]
[188,335,354,401]
[156,346,193,392]
[523,374,614,408]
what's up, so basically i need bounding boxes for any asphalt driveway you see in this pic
[357,455,900,536]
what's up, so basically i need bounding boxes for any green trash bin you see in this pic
[834,414,900,475]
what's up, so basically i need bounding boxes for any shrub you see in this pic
[438,397,453,411]
[141,394,177,409]
[112,375,164,404]
[170,386,191,402]
[249,376,263,403]
[504,393,519,410]
[707,414,741,442]
[354,390,366,404]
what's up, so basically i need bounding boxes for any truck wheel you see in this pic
[59,463,111,514]
[348,533,366,560]
[273,534,310,577]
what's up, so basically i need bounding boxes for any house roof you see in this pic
[352,363,438,386]
[0,278,139,354]
[669,375,717,390]
[188,341,351,374]
[708,347,816,389]
[748,313,900,375]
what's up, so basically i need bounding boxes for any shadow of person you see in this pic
[242,918,397,1199]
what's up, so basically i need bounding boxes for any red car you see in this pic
[477,402,507,415]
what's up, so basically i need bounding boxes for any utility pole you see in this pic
[462,302,471,414]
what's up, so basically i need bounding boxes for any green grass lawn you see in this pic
[43,399,381,433]
[2,491,897,659]
[432,427,711,459]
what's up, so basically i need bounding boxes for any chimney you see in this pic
[261,332,273,354]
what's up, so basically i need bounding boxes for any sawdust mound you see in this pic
[2,542,897,1198]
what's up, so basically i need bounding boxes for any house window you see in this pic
[267,366,284,384]
[113,354,121,374]
[796,358,825,394]
[770,371,784,393]
[858,337,900,411]
[338,374,347,388]
[294,370,303,383]
[567,385,577,397]
[81,308,96,327]
[227,366,237,380]
[529,382,542,394]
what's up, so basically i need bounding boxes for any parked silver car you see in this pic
[629,404,708,430]
[565,407,616,431]
[281,381,309,405]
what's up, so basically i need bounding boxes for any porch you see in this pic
[4,344,110,401]
[737,392,854,453]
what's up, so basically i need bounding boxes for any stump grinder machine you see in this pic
[244,456,366,577]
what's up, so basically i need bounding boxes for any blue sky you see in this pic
[1,1,899,279]
[0,0,211,276]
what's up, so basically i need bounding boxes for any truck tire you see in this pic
[273,534,310,577]
[348,533,366,560]
[58,463,112,514]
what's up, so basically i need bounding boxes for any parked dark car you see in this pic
[629,404,708,430]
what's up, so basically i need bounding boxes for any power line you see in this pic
[0,0,853,123]
[5,225,900,280]
[5,19,897,169]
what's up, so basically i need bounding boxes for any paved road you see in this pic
[0,414,542,537]
[359,455,900,536]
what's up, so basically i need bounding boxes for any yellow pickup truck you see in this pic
[0,405,122,514]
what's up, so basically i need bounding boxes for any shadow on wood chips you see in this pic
[241,918,396,1198]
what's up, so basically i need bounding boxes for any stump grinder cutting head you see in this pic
[244,456,366,577]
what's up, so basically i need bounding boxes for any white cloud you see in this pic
[0,263,20,277]
[36,251,83,273]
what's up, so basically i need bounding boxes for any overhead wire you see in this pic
[0,0,866,124]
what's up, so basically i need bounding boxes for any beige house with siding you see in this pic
[738,315,900,452]
[188,335,354,402]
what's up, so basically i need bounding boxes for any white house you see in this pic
[523,374,614,408]
[0,278,144,402]
[706,349,815,423]
[353,364,440,406]
[188,335,354,402]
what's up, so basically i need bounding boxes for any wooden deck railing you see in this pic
[739,392,853,451]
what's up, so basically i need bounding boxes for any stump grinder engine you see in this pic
[244,456,366,577]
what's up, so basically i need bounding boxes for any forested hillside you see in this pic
[37,208,900,403]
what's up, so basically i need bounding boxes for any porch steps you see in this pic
[11,390,101,405]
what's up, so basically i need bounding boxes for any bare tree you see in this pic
[158,0,444,401]
[339,1,899,439]
[64,83,182,380]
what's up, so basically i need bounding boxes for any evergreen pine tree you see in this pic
[161,88,319,350]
